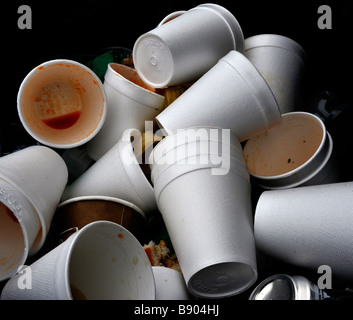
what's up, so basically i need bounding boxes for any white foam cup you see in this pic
[152,266,190,300]
[254,182,353,282]
[243,112,340,189]
[86,63,165,161]
[151,128,258,299]
[55,195,146,242]
[155,50,281,142]
[133,3,244,88]
[17,59,107,149]
[149,126,242,182]
[1,221,156,300]
[0,146,68,255]
[244,34,306,114]
[0,178,40,281]
[62,128,157,215]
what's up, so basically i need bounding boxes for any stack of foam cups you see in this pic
[149,127,258,299]
[0,146,68,281]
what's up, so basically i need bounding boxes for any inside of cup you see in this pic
[0,202,25,280]
[54,198,145,242]
[243,113,324,177]
[67,222,155,300]
[110,63,158,93]
[188,262,257,299]
[19,61,106,147]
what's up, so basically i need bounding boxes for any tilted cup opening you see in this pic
[18,60,106,148]
[243,112,332,188]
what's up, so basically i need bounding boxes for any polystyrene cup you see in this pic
[1,221,156,300]
[86,63,165,161]
[62,128,157,215]
[149,126,244,182]
[0,178,40,281]
[0,146,68,255]
[17,59,107,149]
[244,34,306,114]
[53,195,146,242]
[151,128,258,299]
[155,50,281,142]
[254,182,353,282]
[133,3,244,88]
[243,112,340,189]
[152,266,190,300]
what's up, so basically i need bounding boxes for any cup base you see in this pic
[133,34,174,88]
[188,262,257,299]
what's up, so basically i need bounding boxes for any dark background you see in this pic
[4,0,353,112]
[1,0,353,304]
[3,0,353,157]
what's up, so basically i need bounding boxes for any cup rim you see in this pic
[157,10,187,26]
[149,126,248,192]
[104,62,165,108]
[17,59,107,149]
[193,3,244,53]
[152,154,250,205]
[0,178,40,280]
[244,112,332,188]
[57,195,146,219]
[63,220,156,300]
